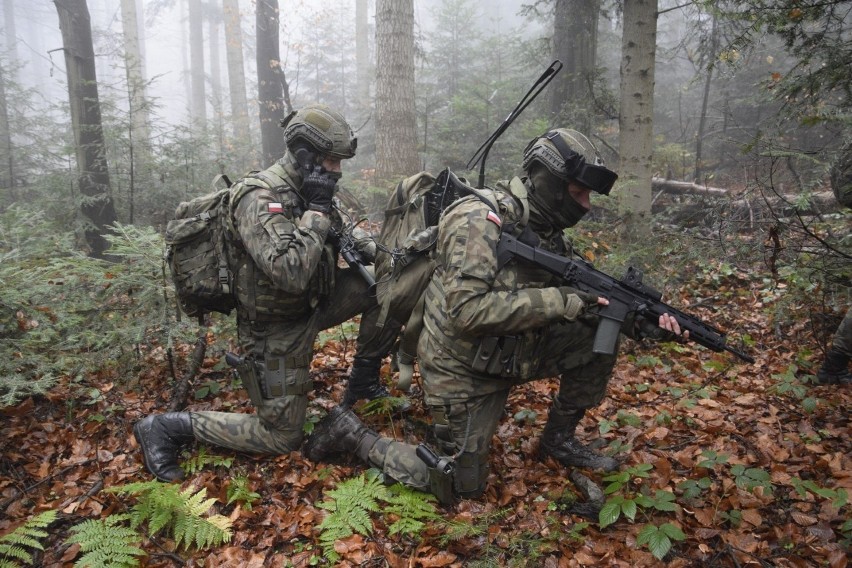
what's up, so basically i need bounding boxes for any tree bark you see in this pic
[618,0,657,239]
[694,13,718,183]
[223,0,250,143]
[375,0,419,180]
[355,0,370,110]
[0,60,14,203]
[188,0,206,127]
[54,0,117,259]
[551,0,599,131]
[256,0,289,167]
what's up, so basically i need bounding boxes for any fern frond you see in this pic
[383,484,440,537]
[67,516,145,568]
[0,510,58,566]
[107,481,232,551]
[226,476,260,511]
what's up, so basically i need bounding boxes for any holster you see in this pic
[228,353,312,404]
[471,335,519,377]
[231,355,264,407]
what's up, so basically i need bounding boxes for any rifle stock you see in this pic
[497,233,754,363]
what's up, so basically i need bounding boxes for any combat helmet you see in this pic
[522,128,617,195]
[280,103,357,160]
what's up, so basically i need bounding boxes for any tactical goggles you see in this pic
[523,130,618,195]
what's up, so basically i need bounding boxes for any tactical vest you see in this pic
[421,177,570,380]
[229,160,336,323]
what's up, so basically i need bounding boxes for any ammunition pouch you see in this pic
[471,335,519,377]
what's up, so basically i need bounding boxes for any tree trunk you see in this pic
[256,0,289,167]
[694,13,718,183]
[208,6,224,156]
[355,0,370,110]
[551,0,599,131]
[617,0,657,239]
[2,0,17,65]
[54,0,118,259]
[188,0,206,128]
[0,62,14,203]
[120,0,150,224]
[375,0,419,180]
[223,0,250,143]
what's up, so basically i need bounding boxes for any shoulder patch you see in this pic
[486,210,502,227]
[268,202,284,214]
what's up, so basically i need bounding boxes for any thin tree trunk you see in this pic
[618,0,658,239]
[208,6,224,157]
[2,0,17,65]
[0,62,14,203]
[375,0,418,180]
[188,0,206,127]
[355,0,370,110]
[551,0,599,131]
[256,0,288,166]
[54,0,118,259]
[223,0,250,143]
[694,13,718,183]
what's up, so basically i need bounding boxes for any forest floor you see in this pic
[1,268,850,567]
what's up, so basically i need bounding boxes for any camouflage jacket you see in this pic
[229,152,338,322]
[421,177,579,379]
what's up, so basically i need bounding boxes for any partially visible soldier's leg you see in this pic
[818,307,852,384]
[315,267,401,405]
[536,319,620,471]
[192,319,313,453]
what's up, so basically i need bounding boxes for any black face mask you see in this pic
[528,168,589,230]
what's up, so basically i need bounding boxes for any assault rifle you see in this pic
[496,233,754,363]
[330,224,375,288]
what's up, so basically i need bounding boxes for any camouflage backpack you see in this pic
[164,180,238,320]
[374,169,472,330]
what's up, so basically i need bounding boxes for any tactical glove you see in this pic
[558,287,600,322]
[633,316,677,342]
[301,166,338,213]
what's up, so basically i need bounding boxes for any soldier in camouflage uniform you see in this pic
[816,144,851,385]
[133,104,400,482]
[305,128,684,501]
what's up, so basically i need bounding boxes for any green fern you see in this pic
[107,480,232,550]
[316,472,388,562]
[226,475,261,510]
[66,514,145,568]
[383,483,440,536]
[181,446,234,476]
[0,510,58,567]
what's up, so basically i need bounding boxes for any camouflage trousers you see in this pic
[830,307,851,357]
[369,318,618,496]
[192,266,399,454]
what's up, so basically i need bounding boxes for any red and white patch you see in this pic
[268,202,284,214]
[486,211,502,227]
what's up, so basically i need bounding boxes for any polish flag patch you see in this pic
[486,211,502,227]
[268,202,284,214]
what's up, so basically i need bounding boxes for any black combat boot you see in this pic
[341,356,391,408]
[304,406,380,463]
[133,412,195,482]
[540,406,620,472]
[817,349,852,385]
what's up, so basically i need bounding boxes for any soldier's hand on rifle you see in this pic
[559,287,608,322]
[658,313,689,340]
[302,165,338,214]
